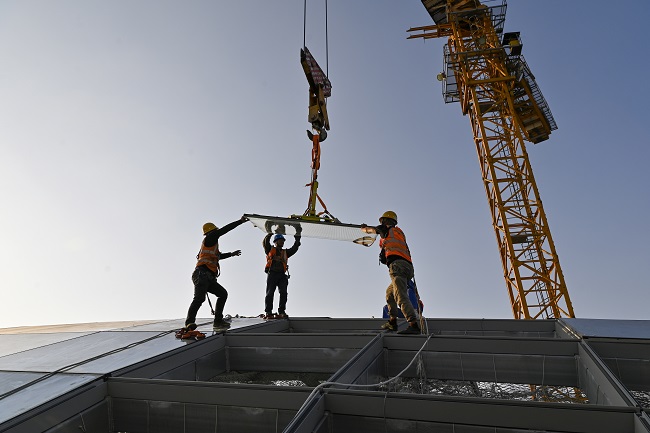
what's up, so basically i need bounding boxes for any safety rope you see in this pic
[295,334,433,414]
[412,276,428,334]
[206,293,215,316]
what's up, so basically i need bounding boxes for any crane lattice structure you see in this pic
[409,0,575,319]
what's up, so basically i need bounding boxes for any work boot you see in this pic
[213,319,231,329]
[380,319,398,332]
[185,323,197,331]
[397,323,421,335]
[276,313,288,319]
[263,313,275,320]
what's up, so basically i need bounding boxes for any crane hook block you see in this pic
[301,47,331,132]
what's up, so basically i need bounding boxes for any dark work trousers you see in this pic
[186,267,228,325]
[265,271,288,315]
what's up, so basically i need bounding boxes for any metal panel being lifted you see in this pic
[244,214,376,247]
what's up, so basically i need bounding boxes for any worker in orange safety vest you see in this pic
[262,232,301,319]
[361,211,421,334]
[185,216,248,331]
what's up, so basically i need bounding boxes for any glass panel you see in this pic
[0,332,91,358]
[113,398,148,433]
[245,214,376,246]
[0,371,99,424]
[149,401,185,433]
[217,405,279,433]
[562,318,650,339]
[185,403,217,433]
[117,319,189,332]
[0,331,185,374]
[119,317,267,333]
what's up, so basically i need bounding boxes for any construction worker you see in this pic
[382,279,423,319]
[361,211,421,334]
[262,232,301,319]
[185,216,248,331]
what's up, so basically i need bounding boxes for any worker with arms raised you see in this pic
[262,232,301,319]
[362,211,421,334]
[185,216,248,331]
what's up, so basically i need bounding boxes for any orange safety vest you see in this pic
[265,247,288,273]
[379,226,412,263]
[196,242,220,274]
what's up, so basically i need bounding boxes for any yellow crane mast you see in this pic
[409,0,575,319]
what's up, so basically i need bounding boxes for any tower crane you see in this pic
[408,0,575,319]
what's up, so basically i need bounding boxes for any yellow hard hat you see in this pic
[203,222,218,235]
[380,211,398,223]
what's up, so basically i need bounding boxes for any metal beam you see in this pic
[113,333,227,379]
[107,377,310,409]
[327,334,384,387]
[322,389,639,433]
[383,334,580,356]
[223,333,375,349]
[577,342,640,407]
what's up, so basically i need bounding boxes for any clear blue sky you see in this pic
[0,1,648,328]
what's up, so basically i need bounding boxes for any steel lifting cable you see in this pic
[303,0,329,77]
[325,0,329,77]
[303,0,306,48]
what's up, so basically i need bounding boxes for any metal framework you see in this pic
[2,318,649,432]
[409,0,574,319]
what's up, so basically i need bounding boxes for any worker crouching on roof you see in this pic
[185,216,248,331]
[362,211,421,335]
[262,232,301,319]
